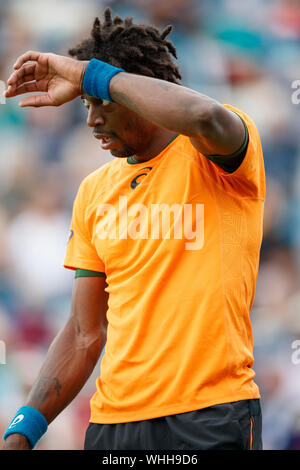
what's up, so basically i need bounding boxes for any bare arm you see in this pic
[3,275,108,450]
[5,51,244,156]
[109,72,245,156]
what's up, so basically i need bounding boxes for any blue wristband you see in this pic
[3,406,48,449]
[82,58,124,102]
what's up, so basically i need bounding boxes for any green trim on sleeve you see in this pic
[204,115,249,173]
[75,269,106,278]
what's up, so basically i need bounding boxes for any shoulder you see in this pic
[76,158,120,201]
[81,158,117,186]
[222,104,261,141]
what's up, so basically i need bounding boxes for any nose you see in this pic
[86,104,105,128]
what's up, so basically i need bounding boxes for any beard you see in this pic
[109,144,136,158]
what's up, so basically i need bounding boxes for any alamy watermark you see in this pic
[0,80,6,104]
[291,340,300,365]
[291,80,300,105]
[0,340,6,364]
[95,197,205,250]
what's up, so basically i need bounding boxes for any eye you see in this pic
[80,96,111,109]
[80,96,89,108]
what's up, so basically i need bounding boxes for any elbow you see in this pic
[69,316,106,353]
[76,326,106,352]
[192,102,221,139]
[76,328,106,365]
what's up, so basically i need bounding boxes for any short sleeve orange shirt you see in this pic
[64,105,265,424]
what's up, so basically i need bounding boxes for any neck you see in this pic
[131,129,178,163]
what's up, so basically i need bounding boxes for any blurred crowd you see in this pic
[0,0,300,450]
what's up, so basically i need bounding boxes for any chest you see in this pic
[87,156,214,274]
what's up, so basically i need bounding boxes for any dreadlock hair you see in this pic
[68,7,182,84]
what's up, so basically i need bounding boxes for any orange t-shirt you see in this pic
[64,105,265,424]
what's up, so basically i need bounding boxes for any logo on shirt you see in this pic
[130,167,152,189]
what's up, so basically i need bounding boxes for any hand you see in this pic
[2,433,32,450]
[5,51,89,107]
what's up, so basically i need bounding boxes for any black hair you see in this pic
[68,7,182,84]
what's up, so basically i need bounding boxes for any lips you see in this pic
[93,132,121,150]
[93,132,113,141]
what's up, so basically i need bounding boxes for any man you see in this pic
[3,8,264,450]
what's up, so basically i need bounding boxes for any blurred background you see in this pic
[0,0,300,450]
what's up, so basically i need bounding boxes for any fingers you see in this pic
[7,63,36,90]
[5,51,49,101]
[18,94,53,108]
[10,81,40,97]
[5,50,44,100]
[13,50,42,70]
[5,82,52,107]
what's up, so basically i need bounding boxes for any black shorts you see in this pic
[84,399,262,450]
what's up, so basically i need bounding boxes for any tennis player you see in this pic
[3,8,264,450]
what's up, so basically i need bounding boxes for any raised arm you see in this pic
[3,275,108,450]
[5,51,244,157]
[109,72,245,156]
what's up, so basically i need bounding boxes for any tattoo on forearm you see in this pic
[53,377,62,396]
[32,376,62,404]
